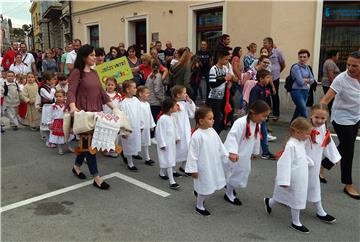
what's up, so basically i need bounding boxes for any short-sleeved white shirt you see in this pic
[22,52,35,68]
[66,50,77,64]
[330,71,360,125]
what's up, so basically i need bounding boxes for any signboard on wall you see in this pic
[152,32,159,42]
[95,57,133,88]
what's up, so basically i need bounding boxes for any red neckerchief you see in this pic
[310,129,320,144]
[191,127,198,136]
[321,129,331,148]
[157,111,164,121]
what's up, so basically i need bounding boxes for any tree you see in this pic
[8,19,12,30]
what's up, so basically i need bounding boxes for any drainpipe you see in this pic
[47,21,50,48]
[69,0,73,40]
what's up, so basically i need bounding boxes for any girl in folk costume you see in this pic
[264,118,315,234]
[48,90,67,155]
[171,85,196,176]
[304,105,340,223]
[39,71,56,147]
[224,100,271,205]
[55,73,69,95]
[156,98,181,190]
[102,77,122,158]
[22,73,39,130]
[119,80,144,171]
[16,74,28,125]
[137,85,156,166]
[185,106,229,216]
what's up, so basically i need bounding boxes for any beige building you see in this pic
[72,0,360,79]
[30,1,41,51]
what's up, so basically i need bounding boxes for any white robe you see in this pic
[185,128,228,195]
[48,104,65,144]
[272,138,314,210]
[173,100,196,162]
[119,97,144,156]
[155,114,179,168]
[304,125,341,203]
[103,92,122,114]
[223,116,261,188]
[40,87,55,131]
[140,101,156,146]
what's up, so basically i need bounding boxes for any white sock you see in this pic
[142,146,150,161]
[196,194,206,210]
[180,161,186,169]
[291,208,302,226]
[269,198,277,208]
[225,184,236,201]
[159,168,166,176]
[58,144,63,153]
[314,201,327,216]
[127,156,134,167]
[167,167,176,184]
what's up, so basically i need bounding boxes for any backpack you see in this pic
[284,64,297,92]
[3,82,19,96]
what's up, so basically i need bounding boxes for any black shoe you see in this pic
[224,186,237,196]
[170,183,180,190]
[261,153,277,160]
[144,160,155,166]
[179,167,191,176]
[290,223,310,234]
[72,168,86,179]
[127,165,138,171]
[264,198,272,214]
[319,176,327,184]
[159,174,169,180]
[343,188,360,200]
[173,172,182,178]
[121,152,128,164]
[12,126,18,131]
[196,207,210,216]
[133,155,143,160]
[93,180,110,190]
[224,194,242,206]
[316,214,336,224]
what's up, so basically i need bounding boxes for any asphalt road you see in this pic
[1,115,359,241]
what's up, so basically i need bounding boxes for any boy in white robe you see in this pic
[264,117,314,234]
[137,86,156,165]
[155,98,180,190]
[185,106,229,216]
[304,105,341,223]
[120,80,144,171]
[171,85,196,176]
[224,100,270,205]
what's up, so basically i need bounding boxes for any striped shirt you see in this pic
[208,65,229,99]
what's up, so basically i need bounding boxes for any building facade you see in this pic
[71,0,360,79]
[0,15,11,54]
[30,1,41,51]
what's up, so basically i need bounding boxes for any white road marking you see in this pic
[0,172,170,213]
[331,133,360,141]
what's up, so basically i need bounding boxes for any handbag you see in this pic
[73,111,96,134]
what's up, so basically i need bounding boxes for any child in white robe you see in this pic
[185,106,229,216]
[119,80,144,171]
[137,86,156,165]
[48,90,67,155]
[155,98,180,190]
[304,104,340,223]
[224,100,271,205]
[103,77,122,158]
[39,72,56,147]
[264,117,314,234]
[171,85,196,175]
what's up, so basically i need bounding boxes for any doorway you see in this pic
[135,20,146,55]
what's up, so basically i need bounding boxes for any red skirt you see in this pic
[52,119,64,136]
[18,102,27,119]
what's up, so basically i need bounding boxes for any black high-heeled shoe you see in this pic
[93,180,110,190]
[72,168,86,180]
[319,176,327,184]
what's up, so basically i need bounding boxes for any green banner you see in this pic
[95,57,133,88]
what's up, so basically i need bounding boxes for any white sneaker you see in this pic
[267,134,277,142]
[151,138,157,145]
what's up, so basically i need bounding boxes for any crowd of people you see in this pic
[1,35,359,234]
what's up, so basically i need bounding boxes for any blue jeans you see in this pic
[260,121,269,155]
[290,89,308,121]
[75,136,99,176]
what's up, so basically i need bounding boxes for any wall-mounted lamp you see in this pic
[120,17,125,23]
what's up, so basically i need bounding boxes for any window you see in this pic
[196,8,223,51]
[88,25,99,48]
[319,1,360,78]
